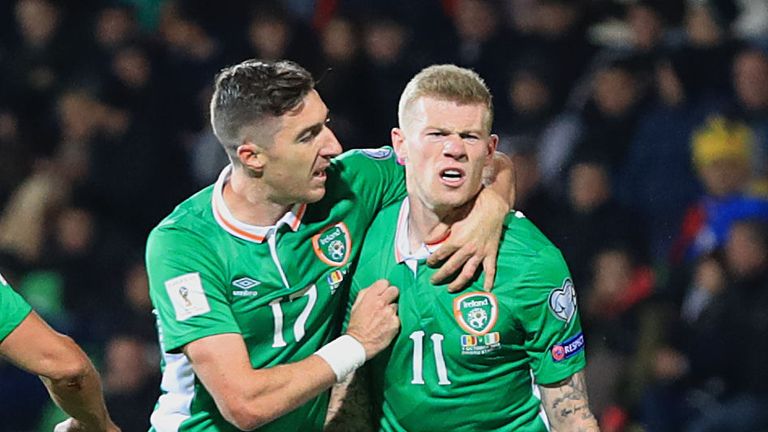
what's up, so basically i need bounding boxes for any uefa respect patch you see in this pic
[550,332,585,362]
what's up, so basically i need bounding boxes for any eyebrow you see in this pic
[294,110,330,142]
[426,127,485,135]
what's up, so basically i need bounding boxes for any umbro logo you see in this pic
[233,277,260,289]
[232,277,260,297]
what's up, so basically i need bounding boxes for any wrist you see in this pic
[313,335,366,382]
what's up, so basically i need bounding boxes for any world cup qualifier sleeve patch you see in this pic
[165,272,211,321]
[548,278,577,323]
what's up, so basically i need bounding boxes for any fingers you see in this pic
[346,280,401,359]
[482,252,497,292]
[426,242,458,266]
[362,280,398,301]
[430,245,474,284]
[380,284,399,302]
[448,255,482,293]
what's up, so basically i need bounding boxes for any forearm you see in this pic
[187,334,340,430]
[239,355,337,427]
[539,372,599,432]
[41,351,111,430]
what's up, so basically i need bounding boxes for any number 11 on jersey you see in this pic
[410,330,451,385]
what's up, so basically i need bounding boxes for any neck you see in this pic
[224,167,292,226]
[407,197,472,252]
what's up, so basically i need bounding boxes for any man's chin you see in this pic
[305,187,327,204]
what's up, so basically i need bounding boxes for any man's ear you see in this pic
[391,127,408,163]
[237,141,266,175]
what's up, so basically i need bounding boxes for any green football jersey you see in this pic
[349,199,586,432]
[146,148,406,432]
[0,273,32,342]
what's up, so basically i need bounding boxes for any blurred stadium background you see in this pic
[1,0,767,431]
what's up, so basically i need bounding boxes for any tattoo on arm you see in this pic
[539,372,600,432]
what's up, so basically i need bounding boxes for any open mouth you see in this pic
[312,166,328,180]
[439,168,466,185]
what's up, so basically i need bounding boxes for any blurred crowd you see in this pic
[0,0,767,431]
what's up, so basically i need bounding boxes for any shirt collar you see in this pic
[394,198,446,265]
[211,165,306,243]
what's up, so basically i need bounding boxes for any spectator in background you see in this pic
[497,56,558,155]
[187,87,229,188]
[245,3,321,71]
[103,334,159,432]
[315,15,370,147]
[674,0,742,98]
[548,159,648,288]
[626,0,684,58]
[589,0,684,81]
[731,47,768,185]
[505,148,561,238]
[448,0,513,115]
[618,57,724,261]
[670,116,768,264]
[78,3,141,86]
[641,251,730,432]
[647,219,768,432]
[4,0,73,151]
[539,59,647,193]
[361,13,419,143]
[582,246,655,429]
[518,0,597,109]
[155,1,222,134]
[112,260,157,344]
[0,110,33,204]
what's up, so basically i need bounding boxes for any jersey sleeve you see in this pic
[333,147,407,214]
[511,246,586,385]
[146,226,241,353]
[0,274,33,342]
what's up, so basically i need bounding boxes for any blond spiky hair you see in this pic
[397,64,493,132]
[692,116,753,170]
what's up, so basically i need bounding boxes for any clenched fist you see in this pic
[345,280,400,359]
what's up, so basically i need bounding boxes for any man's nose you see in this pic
[320,127,342,157]
[442,135,467,159]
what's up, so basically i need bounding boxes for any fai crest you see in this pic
[549,278,577,323]
[453,292,498,335]
[312,222,351,266]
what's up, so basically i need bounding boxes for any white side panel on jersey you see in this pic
[530,370,551,431]
[150,352,196,432]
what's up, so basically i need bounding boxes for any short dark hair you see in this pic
[210,59,315,161]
